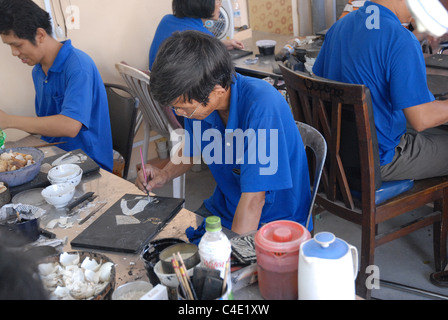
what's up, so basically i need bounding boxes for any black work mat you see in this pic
[71,194,185,254]
[426,55,448,70]
[9,149,100,196]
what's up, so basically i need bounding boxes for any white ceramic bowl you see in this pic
[153,260,194,288]
[41,183,75,208]
[48,164,82,180]
[111,281,153,300]
[48,164,83,187]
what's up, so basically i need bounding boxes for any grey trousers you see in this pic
[380,125,448,181]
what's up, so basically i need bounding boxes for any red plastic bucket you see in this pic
[254,220,311,300]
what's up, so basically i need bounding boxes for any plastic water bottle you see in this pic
[232,0,242,29]
[275,39,300,61]
[198,216,232,295]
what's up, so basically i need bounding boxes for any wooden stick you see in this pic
[171,257,188,299]
[176,252,198,300]
[175,254,194,300]
[31,141,67,148]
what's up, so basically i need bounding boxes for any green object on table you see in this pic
[0,129,6,149]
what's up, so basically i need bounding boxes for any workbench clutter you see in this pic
[144,216,234,300]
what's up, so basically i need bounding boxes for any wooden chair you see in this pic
[115,62,185,199]
[105,83,139,180]
[280,64,448,299]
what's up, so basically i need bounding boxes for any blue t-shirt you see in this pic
[183,74,312,231]
[149,15,214,70]
[32,40,113,172]
[313,1,434,166]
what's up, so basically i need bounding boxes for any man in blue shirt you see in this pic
[149,0,244,70]
[137,31,311,234]
[0,0,113,172]
[313,0,448,181]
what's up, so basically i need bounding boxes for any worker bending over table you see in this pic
[137,31,311,235]
[314,0,448,181]
[0,0,113,172]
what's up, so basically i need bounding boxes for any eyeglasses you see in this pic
[170,103,201,118]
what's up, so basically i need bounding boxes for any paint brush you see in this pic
[139,148,152,202]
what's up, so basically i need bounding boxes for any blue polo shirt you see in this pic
[313,1,434,166]
[149,15,214,70]
[32,40,113,172]
[183,74,312,230]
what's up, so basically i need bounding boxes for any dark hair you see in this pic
[172,0,216,19]
[0,231,49,300]
[0,0,53,44]
[150,30,235,106]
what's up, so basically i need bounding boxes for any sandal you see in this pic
[429,270,448,287]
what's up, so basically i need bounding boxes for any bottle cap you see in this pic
[205,216,222,232]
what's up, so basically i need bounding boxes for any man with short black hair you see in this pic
[0,0,113,171]
[137,30,312,235]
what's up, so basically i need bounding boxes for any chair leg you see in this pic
[433,188,448,271]
[142,122,151,163]
[356,215,376,299]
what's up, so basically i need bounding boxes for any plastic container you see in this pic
[254,220,311,300]
[198,216,232,291]
[256,40,276,56]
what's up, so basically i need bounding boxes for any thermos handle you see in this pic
[350,245,358,280]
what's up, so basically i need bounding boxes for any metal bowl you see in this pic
[159,243,200,274]
[0,147,45,187]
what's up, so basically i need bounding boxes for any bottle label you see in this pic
[284,44,294,54]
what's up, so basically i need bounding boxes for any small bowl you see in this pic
[153,260,194,288]
[159,243,200,274]
[256,40,276,56]
[111,281,153,300]
[41,183,75,208]
[48,169,83,187]
[0,147,44,187]
[48,164,83,186]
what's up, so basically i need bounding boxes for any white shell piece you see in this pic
[53,286,71,299]
[80,257,100,271]
[98,262,114,282]
[85,269,100,284]
[59,252,80,267]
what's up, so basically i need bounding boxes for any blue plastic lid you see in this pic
[301,232,349,259]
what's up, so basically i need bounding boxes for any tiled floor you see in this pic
[127,158,448,300]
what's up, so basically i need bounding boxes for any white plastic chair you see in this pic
[296,121,327,230]
[115,62,185,199]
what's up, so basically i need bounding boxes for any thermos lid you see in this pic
[302,232,349,259]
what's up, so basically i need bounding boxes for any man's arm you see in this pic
[0,110,82,137]
[404,99,448,132]
[231,191,266,234]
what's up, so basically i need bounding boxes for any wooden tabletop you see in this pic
[4,134,200,288]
